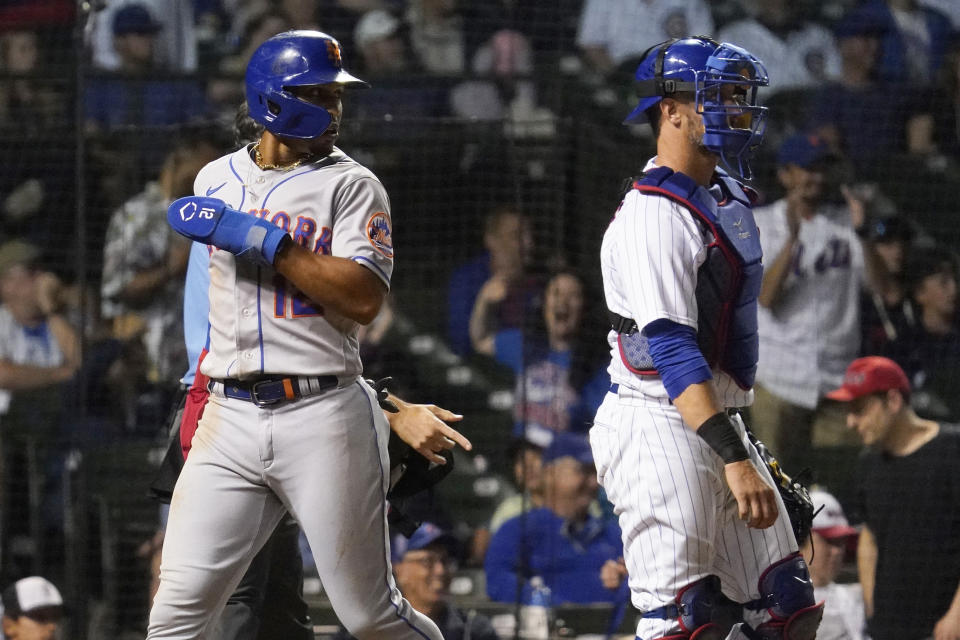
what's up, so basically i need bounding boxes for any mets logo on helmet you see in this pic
[366,212,393,258]
[326,41,343,69]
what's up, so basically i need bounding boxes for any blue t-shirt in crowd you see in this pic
[484,507,623,604]
[447,253,490,356]
[495,328,609,440]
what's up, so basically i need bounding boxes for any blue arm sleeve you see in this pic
[644,319,712,399]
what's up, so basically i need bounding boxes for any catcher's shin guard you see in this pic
[644,575,744,640]
[749,554,823,640]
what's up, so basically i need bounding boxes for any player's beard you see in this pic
[686,116,716,162]
[306,131,337,157]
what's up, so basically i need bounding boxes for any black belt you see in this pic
[212,375,339,407]
[608,311,638,335]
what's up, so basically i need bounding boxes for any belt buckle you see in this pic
[249,380,282,407]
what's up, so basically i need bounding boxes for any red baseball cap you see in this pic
[825,356,910,402]
[809,489,858,540]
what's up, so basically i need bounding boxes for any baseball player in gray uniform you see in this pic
[590,37,824,639]
[147,31,457,640]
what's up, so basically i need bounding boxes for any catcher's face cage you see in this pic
[624,38,769,180]
[245,30,368,140]
[696,44,769,180]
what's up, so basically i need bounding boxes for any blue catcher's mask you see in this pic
[624,37,769,180]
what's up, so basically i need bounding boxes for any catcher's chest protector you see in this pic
[618,167,763,389]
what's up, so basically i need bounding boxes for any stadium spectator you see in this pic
[751,134,884,474]
[459,0,582,66]
[866,0,953,86]
[217,8,293,76]
[807,4,929,178]
[405,0,465,74]
[489,435,547,532]
[90,0,198,72]
[348,9,450,122]
[448,206,534,356]
[353,9,414,75]
[716,0,841,93]
[0,240,79,406]
[391,523,498,640]
[0,240,79,579]
[472,270,609,443]
[100,140,220,429]
[882,246,960,421]
[576,0,714,77]
[0,27,72,254]
[203,9,294,125]
[0,576,64,640]
[920,0,960,28]
[469,434,545,566]
[860,214,917,355]
[471,426,611,566]
[827,356,960,640]
[801,488,867,640]
[910,35,960,163]
[484,432,622,605]
[84,3,207,133]
[449,28,556,138]
[0,28,66,132]
[335,523,499,640]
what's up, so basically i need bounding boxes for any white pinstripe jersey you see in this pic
[194,145,393,380]
[600,158,754,408]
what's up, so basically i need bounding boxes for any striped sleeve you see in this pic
[615,189,706,333]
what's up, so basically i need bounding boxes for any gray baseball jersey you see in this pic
[197,146,393,380]
[148,145,444,640]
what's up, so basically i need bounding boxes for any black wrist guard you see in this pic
[697,412,749,464]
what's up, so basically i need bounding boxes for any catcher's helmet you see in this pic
[245,30,368,140]
[624,36,769,179]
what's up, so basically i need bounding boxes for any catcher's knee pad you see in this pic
[750,554,823,640]
[646,575,744,639]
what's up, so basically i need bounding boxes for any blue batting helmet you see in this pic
[245,30,368,140]
[624,36,769,179]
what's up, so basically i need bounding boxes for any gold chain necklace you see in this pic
[253,141,310,171]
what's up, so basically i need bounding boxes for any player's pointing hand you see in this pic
[388,400,471,465]
[724,460,778,529]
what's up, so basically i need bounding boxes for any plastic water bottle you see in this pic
[519,576,552,640]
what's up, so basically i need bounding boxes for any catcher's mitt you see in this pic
[747,433,816,546]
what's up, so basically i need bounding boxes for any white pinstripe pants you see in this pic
[589,388,798,639]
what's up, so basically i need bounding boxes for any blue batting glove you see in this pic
[167,196,289,265]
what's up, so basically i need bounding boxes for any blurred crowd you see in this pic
[1,0,960,637]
